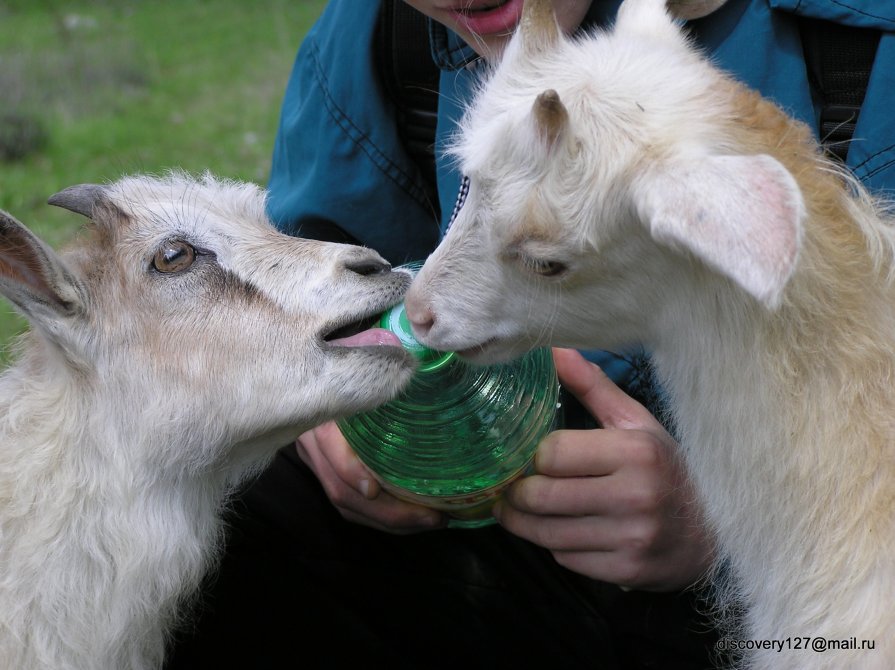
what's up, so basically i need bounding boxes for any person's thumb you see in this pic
[553,347,658,431]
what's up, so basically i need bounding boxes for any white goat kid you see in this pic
[0,172,415,669]
[405,1,894,668]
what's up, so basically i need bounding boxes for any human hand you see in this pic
[493,348,714,591]
[295,421,445,534]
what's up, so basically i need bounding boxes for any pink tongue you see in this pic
[329,327,402,348]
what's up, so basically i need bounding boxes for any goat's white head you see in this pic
[0,172,415,467]
[406,0,806,364]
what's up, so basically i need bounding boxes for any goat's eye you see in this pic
[153,241,196,273]
[527,257,568,278]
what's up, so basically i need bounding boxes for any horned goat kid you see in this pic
[0,172,416,669]
[405,1,894,668]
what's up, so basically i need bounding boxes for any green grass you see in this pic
[0,0,328,364]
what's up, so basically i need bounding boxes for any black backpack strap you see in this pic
[800,18,881,162]
[375,0,441,212]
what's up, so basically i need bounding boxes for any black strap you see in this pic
[800,18,880,162]
[375,0,441,212]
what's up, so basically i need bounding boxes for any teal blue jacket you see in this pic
[268,0,895,391]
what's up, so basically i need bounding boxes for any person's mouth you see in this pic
[450,0,524,37]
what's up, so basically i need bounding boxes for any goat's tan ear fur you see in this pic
[633,154,805,309]
[520,0,561,56]
[532,89,569,150]
[48,184,108,220]
[666,0,729,20]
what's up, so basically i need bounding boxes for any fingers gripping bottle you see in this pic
[337,264,561,528]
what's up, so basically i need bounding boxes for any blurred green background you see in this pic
[0,0,328,365]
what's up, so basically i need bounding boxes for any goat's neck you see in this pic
[0,351,235,668]
[647,250,895,644]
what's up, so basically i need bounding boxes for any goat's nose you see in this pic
[404,298,435,338]
[345,258,392,276]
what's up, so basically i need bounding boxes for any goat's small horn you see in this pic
[520,0,560,55]
[533,89,568,147]
[48,184,108,219]
[666,0,729,20]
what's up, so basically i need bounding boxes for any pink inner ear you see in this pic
[747,166,802,269]
[1,227,51,295]
[0,216,68,309]
[640,154,805,308]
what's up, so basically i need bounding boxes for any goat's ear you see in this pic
[0,211,86,325]
[632,154,805,309]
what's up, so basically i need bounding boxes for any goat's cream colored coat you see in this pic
[0,172,415,669]
[406,1,895,668]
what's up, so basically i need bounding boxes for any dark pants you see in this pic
[165,447,721,669]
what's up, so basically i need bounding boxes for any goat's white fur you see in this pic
[0,172,415,669]
[406,1,895,667]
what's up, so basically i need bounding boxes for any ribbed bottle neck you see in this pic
[379,300,454,372]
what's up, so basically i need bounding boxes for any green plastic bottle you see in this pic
[338,268,561,528]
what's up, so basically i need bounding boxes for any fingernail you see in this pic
[359,478,372,499]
